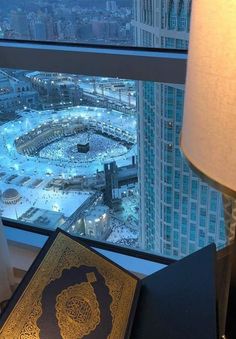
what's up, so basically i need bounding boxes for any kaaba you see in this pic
[77,142,90,153]
[0,229,140,339]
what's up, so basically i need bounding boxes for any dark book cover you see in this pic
[0,229,141,339]
[131,244,217,339]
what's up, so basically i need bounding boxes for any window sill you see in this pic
[4,226,166,278]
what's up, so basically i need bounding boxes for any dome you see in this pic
[2,188,21,204]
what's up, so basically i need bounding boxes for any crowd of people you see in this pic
[107,216,139,248]
[39,132,128,164]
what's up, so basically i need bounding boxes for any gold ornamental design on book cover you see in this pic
[0,231,139,339]
[56,281,101,338]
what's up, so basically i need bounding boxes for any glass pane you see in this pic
[0,0,191,49]
[137,81,227,258]
[0,68,226,259]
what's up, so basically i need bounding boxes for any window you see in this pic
[0,0,190,50]
[177,0,186,31]
[0,1,227,261]
[168,0,176,30]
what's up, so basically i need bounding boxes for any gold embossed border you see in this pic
[0,232,138,339]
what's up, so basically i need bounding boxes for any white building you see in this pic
[0,70,38,113]
[84,205,110,240]
[26,71,82,109]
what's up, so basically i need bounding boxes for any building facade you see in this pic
[133,0,226,258]
[84,205,110,240]
[26,72,81,109]
[0,70,38,113]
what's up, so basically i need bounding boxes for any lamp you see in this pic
[180,1,236,338]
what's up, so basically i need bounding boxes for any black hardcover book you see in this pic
[0,229,140,339]
[131,244,218,339]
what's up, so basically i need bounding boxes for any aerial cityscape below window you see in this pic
[0,1,227,259]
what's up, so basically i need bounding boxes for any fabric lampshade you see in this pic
[181,0,236,196]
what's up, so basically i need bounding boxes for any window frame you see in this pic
[0,40,187,83]
[0,38,187,263]
[2,216,175,265]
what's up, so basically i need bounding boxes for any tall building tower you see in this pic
[133,0,226,258]
[33,21,47,40]
[106,1,117,12]
[11,9,30,39]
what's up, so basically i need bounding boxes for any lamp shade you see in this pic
[181,0,236,196]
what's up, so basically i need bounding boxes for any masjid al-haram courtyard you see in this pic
[0,106,139,247]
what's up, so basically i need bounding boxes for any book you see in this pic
[0,229,140,339]
[131,244,217,339]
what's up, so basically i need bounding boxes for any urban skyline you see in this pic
[0,0,133,45]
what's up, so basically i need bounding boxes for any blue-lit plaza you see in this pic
[0,106,138,238]
[0,106,137,178]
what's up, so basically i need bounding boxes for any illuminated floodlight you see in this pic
[52,203,60,212]
[46,168,53,175]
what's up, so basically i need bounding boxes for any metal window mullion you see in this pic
[0,42,187,84]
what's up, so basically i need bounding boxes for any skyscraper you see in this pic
[106,1,117,12]
[10,9,30,39]
[133,0,226,258]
